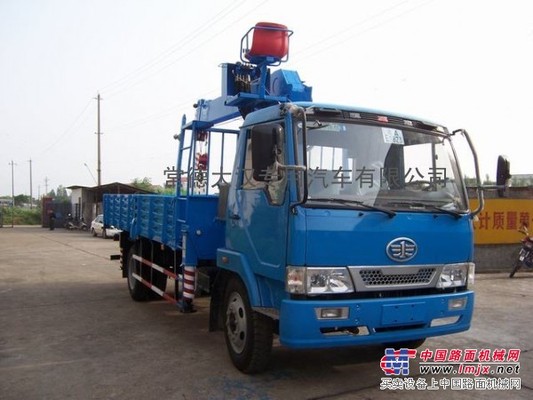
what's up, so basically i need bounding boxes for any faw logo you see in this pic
[386,237,417,262]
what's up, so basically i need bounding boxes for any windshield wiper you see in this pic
[309,198,396,218]
[307,120,330,130]
[426,204,464,219]
[385,201,464,219]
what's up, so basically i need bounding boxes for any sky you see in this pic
[1,0,532,197]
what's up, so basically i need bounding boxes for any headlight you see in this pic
[437,263,474,289]
[286,267,354,295]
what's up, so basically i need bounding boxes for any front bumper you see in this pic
[279,291,474,348]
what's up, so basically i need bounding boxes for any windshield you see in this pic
[297,117,468,213]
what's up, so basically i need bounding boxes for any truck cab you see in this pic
[212,101,475,372]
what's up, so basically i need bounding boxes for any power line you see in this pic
[101,0,249,98]
[106,102,188,132]
[295,0,435,63]
[107,0,268,98]
[38,98,93,157]
[106,0,422,125]
[106,89,218,132]
[104,0,270,99]
[293,0,409,59]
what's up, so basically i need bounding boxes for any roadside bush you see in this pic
[0,207,41,225]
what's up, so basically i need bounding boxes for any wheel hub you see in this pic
[226,292,247,354]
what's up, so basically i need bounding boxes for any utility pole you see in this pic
[44,176,49,195]
[95,93,102,187]
[9,160,16,227]
[28,159,33,209]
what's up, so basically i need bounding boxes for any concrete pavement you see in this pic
[0,226,531,399]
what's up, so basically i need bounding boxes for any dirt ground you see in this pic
[0,226,532,399]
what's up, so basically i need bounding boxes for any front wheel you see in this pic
[509,255,523,278]
[223,277,273,374]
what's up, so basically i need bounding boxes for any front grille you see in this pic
[349,266,439,292]
[359,268,435,287]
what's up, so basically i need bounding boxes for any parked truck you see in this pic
[104,22,489,373]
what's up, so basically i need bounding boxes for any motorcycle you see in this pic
[509,223,533,278]
[64,214,76,230]
[64,214,88,231]
[78,218,88,231]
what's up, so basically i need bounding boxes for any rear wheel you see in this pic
[223,277,273,374]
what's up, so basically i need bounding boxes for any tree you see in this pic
[46,186,70,203]
[159,186,176,195]
[14,194,30,206]
[131,177,155,192]
[56,185,69,200]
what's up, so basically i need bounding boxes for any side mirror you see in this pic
[496,155,511,197]
[251,124,282,181]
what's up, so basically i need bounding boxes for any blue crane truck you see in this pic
[104,22,486,373]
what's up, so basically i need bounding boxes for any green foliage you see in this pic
[158,186,176,195]
[56,185,70,201]
[0,207,40,225]
[131,177,156,192]
[14,194,31,206]
[43,186,70,202]
[46,185,70,203]
[130,178,173,194]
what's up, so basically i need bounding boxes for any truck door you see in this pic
[226,122,289,285]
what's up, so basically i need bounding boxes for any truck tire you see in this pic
[223,277,273,374]
[127,246,151,301]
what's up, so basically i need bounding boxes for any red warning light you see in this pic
[242,22,293,65]
[248,22,289,60]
